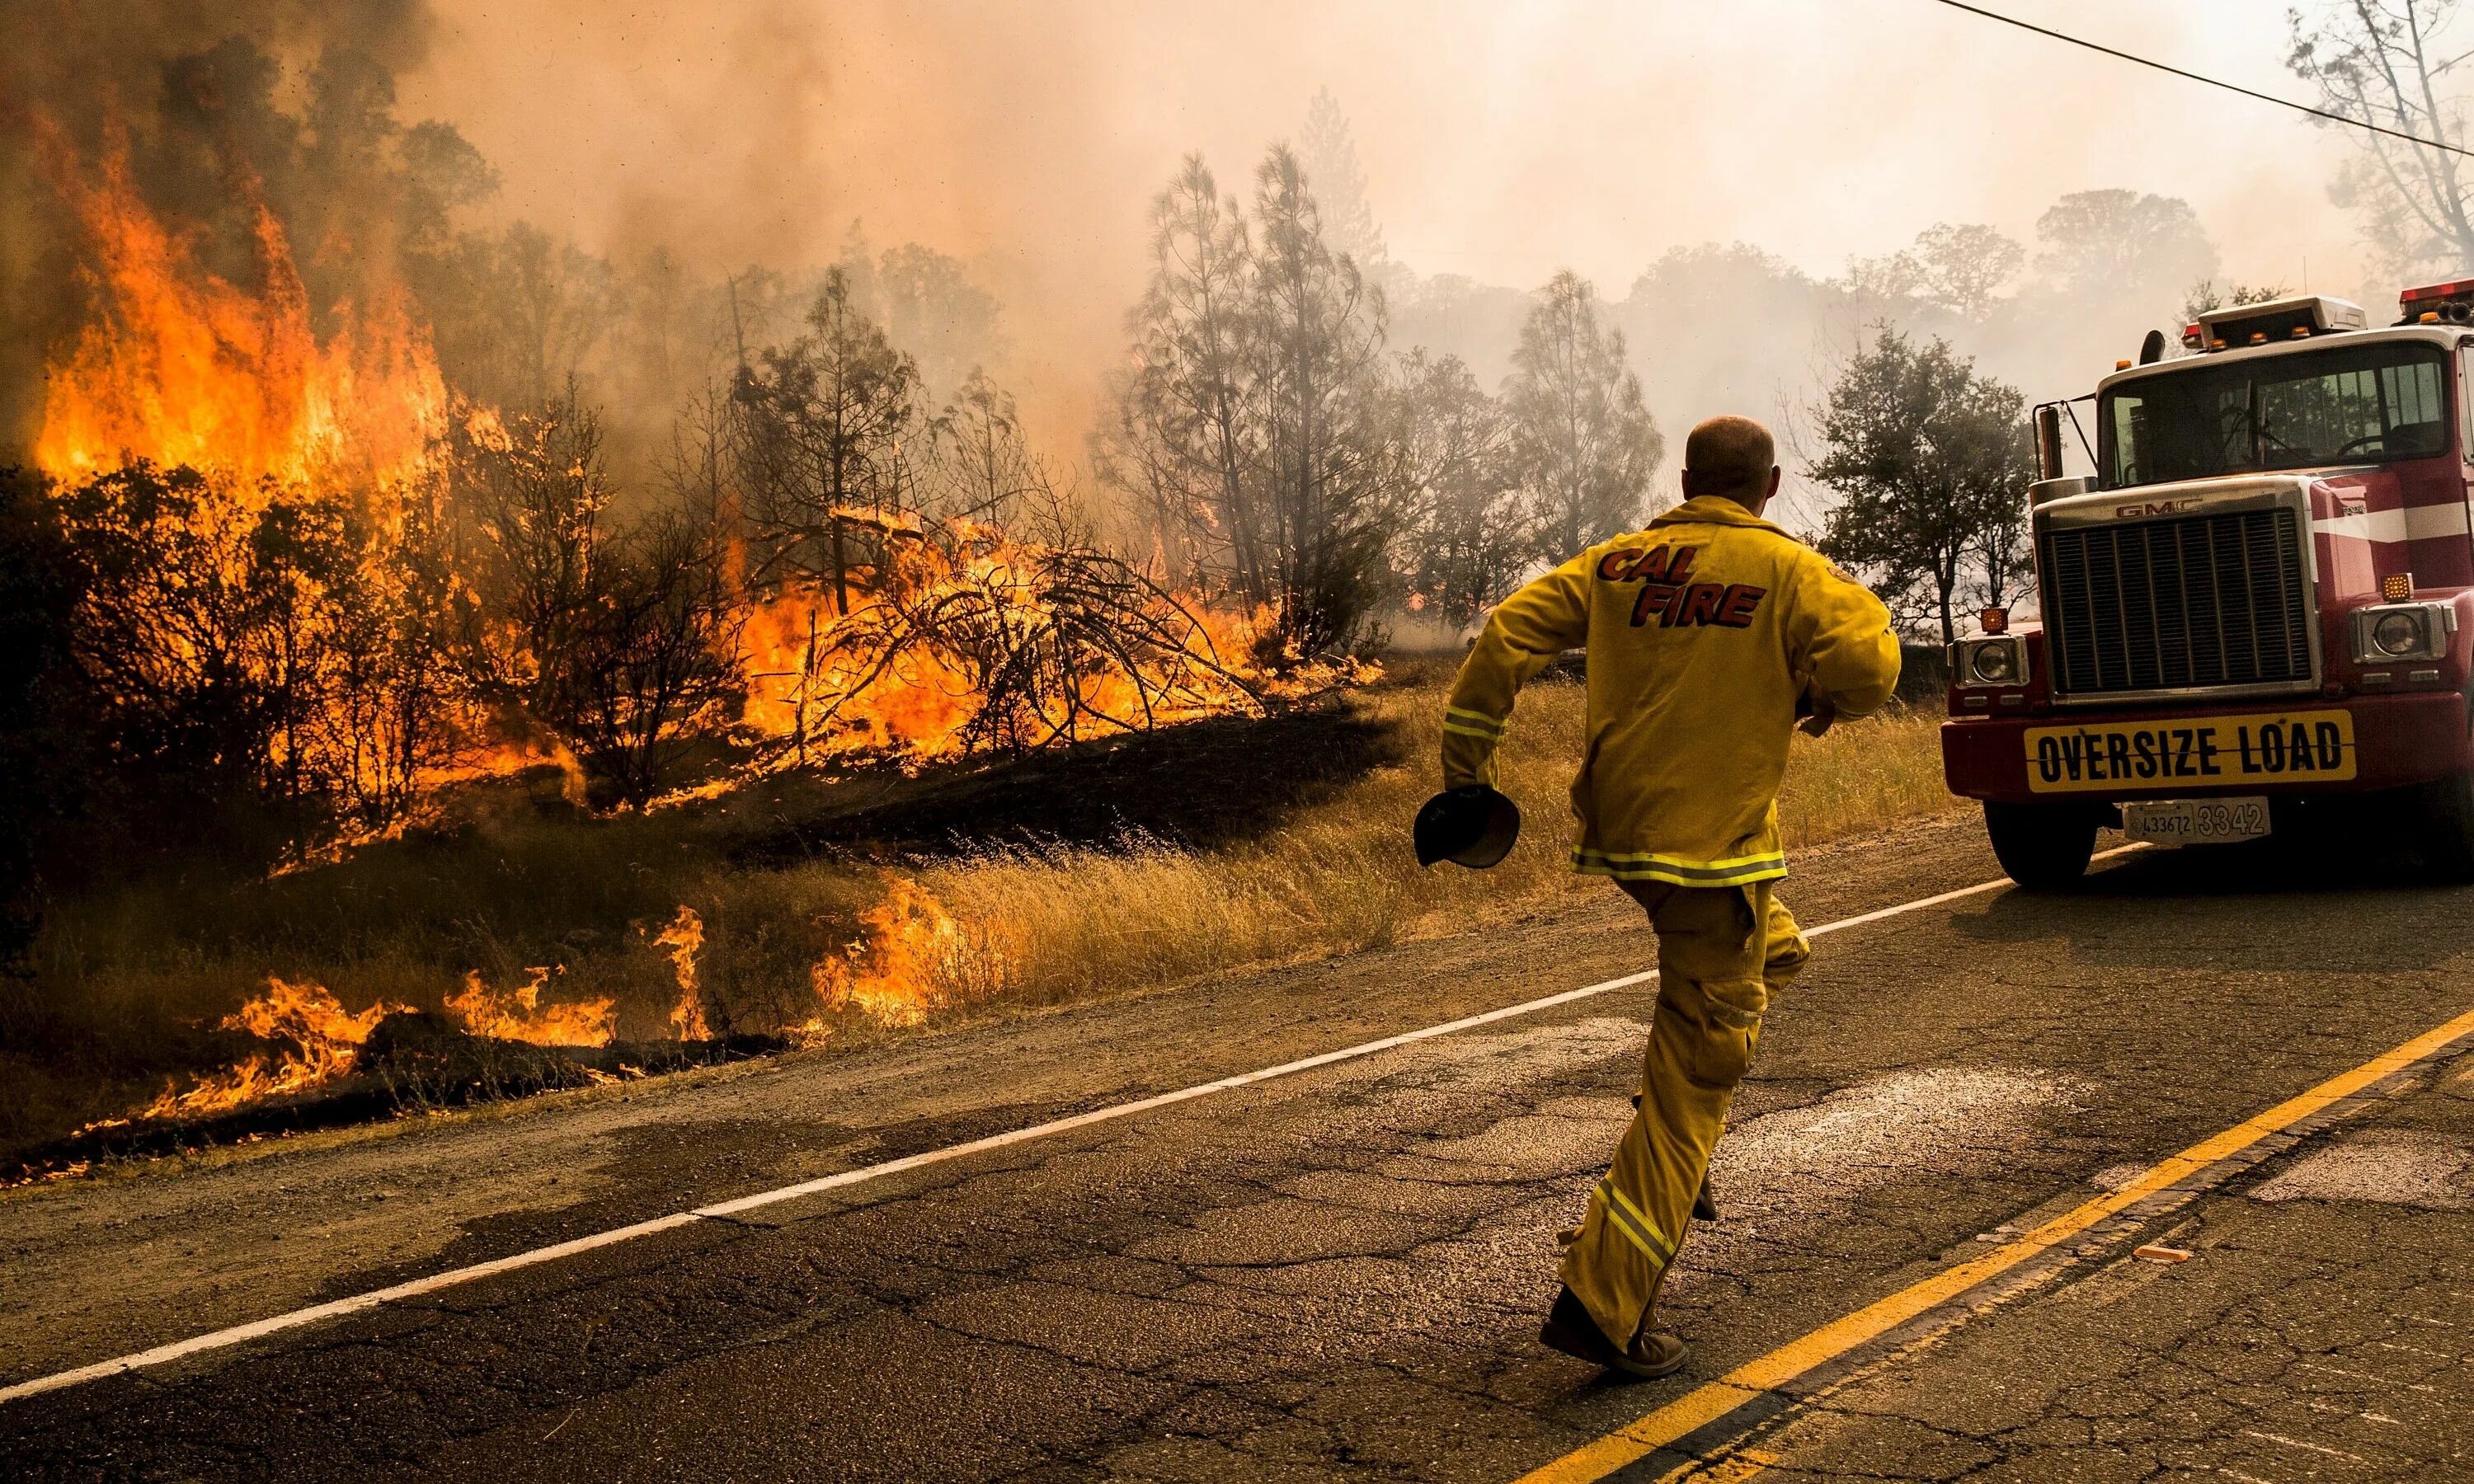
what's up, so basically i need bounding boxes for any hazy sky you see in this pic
[399,1,2385,418]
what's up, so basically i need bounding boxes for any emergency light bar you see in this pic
[2194,295,2368,350]
[2400,279,2474,324]
[2401,279,2474,305]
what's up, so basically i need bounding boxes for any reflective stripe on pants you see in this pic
[1559,880,1809,1350]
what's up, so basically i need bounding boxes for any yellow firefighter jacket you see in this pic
[1442,495,1900,887]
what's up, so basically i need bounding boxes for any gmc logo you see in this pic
[2114,498,2199,518]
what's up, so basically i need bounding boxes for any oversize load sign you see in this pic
[2023,710,2356,793]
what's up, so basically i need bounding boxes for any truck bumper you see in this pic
[1942,691,2472,804]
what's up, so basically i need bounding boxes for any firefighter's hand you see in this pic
[1797,687,1838,738]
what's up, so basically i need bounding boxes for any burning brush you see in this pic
[811,875,1011,1030]
[738,519,1370,773]
[129,978,409,1123]
[444,967,618,1048]
[31,129,1368,842]
[33,870,1024,1183]
[654,906,713,1040]
[86,900,719,1139]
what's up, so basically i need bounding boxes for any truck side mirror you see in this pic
[2034,404,2067,481]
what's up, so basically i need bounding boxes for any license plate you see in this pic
[2021,710,2355,794]
[2121,796,2272,844]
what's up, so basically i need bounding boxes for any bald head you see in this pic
[1681,416,1780,511]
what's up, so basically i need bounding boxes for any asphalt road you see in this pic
[5,814,2474,1482]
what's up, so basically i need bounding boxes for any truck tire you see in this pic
[2420,771,2474,882]
[1983,801,2097,890]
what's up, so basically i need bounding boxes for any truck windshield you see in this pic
[2100,340,2451,488]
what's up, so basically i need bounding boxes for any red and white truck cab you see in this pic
[1941,286,2474,885]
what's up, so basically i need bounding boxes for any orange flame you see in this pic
[444,966,617,1047]
[136,978,406,1121]
[811,876,1010,1029]
[655,906,713,1040]
[32,138,446,495]
[25,128,508,824]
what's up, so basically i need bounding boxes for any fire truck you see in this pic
[1942,283,2474,886]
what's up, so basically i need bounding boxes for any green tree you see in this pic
[1393,350,1520,626]
[1106,154,1262,594]
[423,223,614,411]
[1243,144,1396,655]
[1811,330,2035,644]
[926,369,1043,527]
[1105,146,1409,655]
[733,268,924,611]
[877,243,1006,406]
[2180,279,2291,338]
[1501,270,1663,562]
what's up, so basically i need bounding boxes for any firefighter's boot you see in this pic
[1558,881,1808,1351]
[1538,1285,1691,1379]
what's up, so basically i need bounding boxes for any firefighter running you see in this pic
[1427,415,1899,1378]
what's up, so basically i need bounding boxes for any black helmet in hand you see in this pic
[1413,784,1522,868]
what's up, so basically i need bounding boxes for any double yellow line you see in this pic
[1514,1000,2474,1483]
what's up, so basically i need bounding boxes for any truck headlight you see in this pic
[1952,636,2028,688]
[2353,601,2456,663]
[2373,613,2423,655]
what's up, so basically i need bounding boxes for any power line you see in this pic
[1926,0,2474,161]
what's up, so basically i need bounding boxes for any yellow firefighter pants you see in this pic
[1559,881,1809,1349]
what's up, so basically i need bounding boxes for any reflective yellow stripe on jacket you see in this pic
[1569,848,1789,887]
[1441,706,1507,742]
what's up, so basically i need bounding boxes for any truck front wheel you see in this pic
[1984,801,2098,890]
[2420,771,2474,881]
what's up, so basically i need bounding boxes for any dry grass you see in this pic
[901,677,1959,1008]
[1,665,1960,1158]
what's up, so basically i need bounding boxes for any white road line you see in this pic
[0,845,2140,1407]
[2243,1430,2374,1464]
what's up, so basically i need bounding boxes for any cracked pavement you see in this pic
[4,815,2474,1482]
[1671,1057,2474,1484]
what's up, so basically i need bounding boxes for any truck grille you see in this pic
[2040,508,2313,697]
